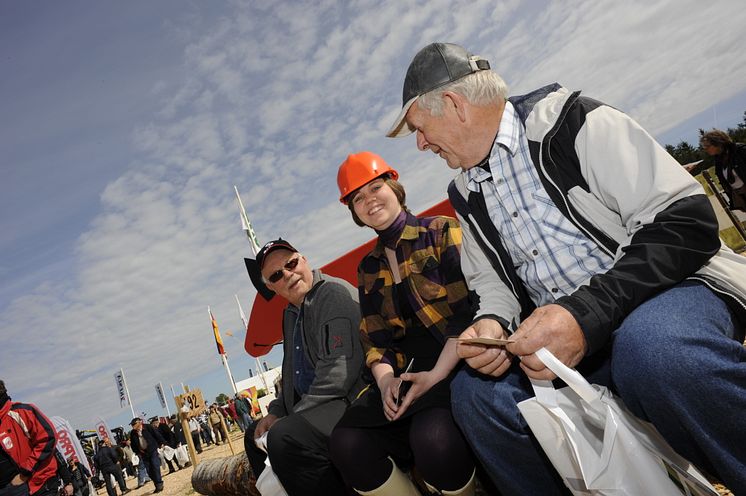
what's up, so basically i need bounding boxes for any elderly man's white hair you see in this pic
[417,70,509,116]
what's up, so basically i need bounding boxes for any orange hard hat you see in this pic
[337,151,399,204]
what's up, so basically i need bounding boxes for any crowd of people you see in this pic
[0,374,257,496]
[3,41,745,496]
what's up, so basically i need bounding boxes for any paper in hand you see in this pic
[455,336,513,346]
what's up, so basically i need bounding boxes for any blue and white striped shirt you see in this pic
[465,102,613,306]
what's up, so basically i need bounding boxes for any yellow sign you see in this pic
[175,389,206,418]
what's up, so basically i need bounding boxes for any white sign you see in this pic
[155,383,167,409]
[114,370,128,408]
[94,416,113,443]
[52,416,91,473]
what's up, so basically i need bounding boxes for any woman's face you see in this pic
[701,141,722,156]
[351,178,402,230]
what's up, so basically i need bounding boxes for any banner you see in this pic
[209,308,226,355]
[52,416,91,473]
[93,416,114,444]
[114,370,129,408]
[155,382,167,409]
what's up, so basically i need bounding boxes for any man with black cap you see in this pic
[129,418,165,493]
[242,239,365,496]
[387,42,746,494]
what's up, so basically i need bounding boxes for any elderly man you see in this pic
[129,418,165,493]
[387,42,746,494]
[242,239,365,496]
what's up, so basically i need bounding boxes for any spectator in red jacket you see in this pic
[0,379,70,496]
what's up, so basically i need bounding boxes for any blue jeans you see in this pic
[137,456,150,485]
[451,281,746,494]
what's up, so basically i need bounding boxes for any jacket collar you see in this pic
[367,211,419,258]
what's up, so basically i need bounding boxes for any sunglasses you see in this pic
[266,256,300,283]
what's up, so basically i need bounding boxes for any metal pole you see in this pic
[120,368,136,419]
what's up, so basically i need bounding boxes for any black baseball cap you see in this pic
[386,42,490,138]
[256,239,298,271]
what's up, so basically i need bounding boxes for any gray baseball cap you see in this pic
[386,43,490,138]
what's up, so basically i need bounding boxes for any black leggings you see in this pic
[329,407,474,492]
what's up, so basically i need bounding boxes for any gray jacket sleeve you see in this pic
[293,281,363,415]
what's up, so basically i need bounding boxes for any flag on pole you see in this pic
[52,416,91,472]
[114,370,130,408]
[209,307,225,355]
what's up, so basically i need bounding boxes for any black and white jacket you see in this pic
[448,83,746,355]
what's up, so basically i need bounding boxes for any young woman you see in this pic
[700,129,746,211]
[329,152,475,496]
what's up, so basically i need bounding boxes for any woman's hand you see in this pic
[378,372,401,421]
[392,369,445,420]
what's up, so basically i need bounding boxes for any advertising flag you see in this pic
[114,370,129,408]
[209,307,225,355]
[94,416,114,443]
[52,416,91,473]
[155,383,167,409]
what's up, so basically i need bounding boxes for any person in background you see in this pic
[225,399,241,433]
[155,418,181,473]
[329,152,476,496]
[67,458,90,496]
[700,129,746,211]
[92,439,128,496]
[129,418,165,493]
[233,395,251,433]
[386,41,746,494]
[242,238,365,496]
[207,405,226,445]
[0,379,69,496]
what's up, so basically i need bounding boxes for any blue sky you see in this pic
[2,0,745,431]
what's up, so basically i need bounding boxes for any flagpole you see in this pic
[235,294,270,393]
[234,186,261,255]
[234,187,273,392]
[120,368,136,419]
[209,306,237,394]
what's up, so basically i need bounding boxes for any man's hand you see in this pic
[456,318,513,377]
[506,304,586,380]
[10,473,29,486]
[253,413,278,440]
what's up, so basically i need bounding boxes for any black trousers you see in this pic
[101,466,126,496]
[243,416,347,496]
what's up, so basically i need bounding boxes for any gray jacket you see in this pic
[267,270,365,436]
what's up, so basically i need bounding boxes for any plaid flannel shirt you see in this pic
[357,212,473,372]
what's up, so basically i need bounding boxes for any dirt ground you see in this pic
[95,428,246,496]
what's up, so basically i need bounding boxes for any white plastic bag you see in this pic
[253,433,288,496]
[131,454,139,466]
[162,445,175,461]
[175,445,190,466]
[517,348,718,496]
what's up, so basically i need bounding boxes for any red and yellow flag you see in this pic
[209,308,225,355]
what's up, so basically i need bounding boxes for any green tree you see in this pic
[215,393,230,405]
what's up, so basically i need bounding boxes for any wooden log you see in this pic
[191,452,260,496]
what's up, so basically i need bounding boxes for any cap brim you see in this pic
[385,96,418,138]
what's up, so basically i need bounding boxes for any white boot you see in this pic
[355,457,420,496]
[424,469,476,496]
